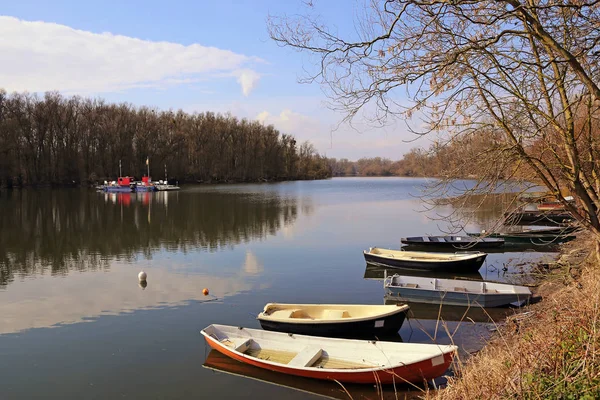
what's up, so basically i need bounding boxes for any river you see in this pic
[0,178,558,399]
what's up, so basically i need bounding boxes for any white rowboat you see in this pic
[201,324,457,384]
[384,274,532,307]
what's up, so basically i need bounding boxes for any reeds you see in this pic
[435,238,600,399]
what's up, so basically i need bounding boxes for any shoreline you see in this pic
[0,176,334,190]
[433,233,597,399]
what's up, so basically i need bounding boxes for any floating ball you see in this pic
[202,288,209,296]
[138,271,147,282]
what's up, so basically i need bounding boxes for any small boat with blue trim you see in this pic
[384,274,532,307]
[134,176,157,192]
[401,235,505,249]
[103,176,133,193]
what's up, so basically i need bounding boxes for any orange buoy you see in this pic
[202,288,209,296]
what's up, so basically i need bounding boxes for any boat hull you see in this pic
[259,310,407,338]
[103,186,131,193]
[203,333,454,385]
[400,237,504,249]
[385,288,529,307]
[504,211,573,225]
[467,233,576,244]
[364,252,486,272]
[134,186,157,192]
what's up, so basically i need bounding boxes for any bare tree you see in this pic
[0,90,331,187]
[269,0,600,252]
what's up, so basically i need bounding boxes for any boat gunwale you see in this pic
[257,303,410,325]
[401,236,505,244]
[383,275,532,296]
[364,248,487,263]
[201,324,457,374]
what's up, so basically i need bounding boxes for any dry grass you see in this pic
[434,236,600,400]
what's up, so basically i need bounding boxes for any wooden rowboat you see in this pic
[384,274,532,307]
[364,247,487,272]
[257,303,409,338]
[468,225,579,236]
[400,236,505,249]
[504,210,573,225]
[537,201,566,211]
[201,324,457,384]
[466,233,576,245]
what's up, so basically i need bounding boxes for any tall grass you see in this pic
[435,245,600,399]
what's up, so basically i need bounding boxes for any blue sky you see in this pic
[0,0,424,159]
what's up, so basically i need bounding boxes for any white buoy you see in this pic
[138,271,147,282]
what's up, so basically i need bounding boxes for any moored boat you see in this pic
[537,201,566,211]
[504,210,573,225]
[466,233,576,245]
[134,176,157,192]
[155,181,181,191]
[400,236,505,249]
[257,303,409,338]
[102,176,133,193]
[384,274,532,307]
[364,247,487,272]
[468,226,579,236]
[201,324,457,384]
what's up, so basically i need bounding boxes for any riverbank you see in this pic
[434,233,599,399]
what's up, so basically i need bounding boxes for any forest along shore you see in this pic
[0,91,330,188]
[433,234,599,399]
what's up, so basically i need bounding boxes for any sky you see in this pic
[0,0,427,160]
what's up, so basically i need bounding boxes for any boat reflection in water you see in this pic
[401,244,561,254]
[384,295,512,324]
[363,264,484,282]
[203,349,431,399]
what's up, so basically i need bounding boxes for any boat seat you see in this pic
[486,289,500,294]
[222,337,254,353]
[270,309,304,319]
[288,345,323,367]
[322,309,350,319]
[454,287,468,292]
[289,310,312,319]
[404,283,419,288]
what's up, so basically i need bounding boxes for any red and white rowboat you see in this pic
[201,324,457,385]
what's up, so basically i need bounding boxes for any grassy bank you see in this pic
[435,235,600,399]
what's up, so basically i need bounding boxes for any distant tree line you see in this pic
[327,131,516,179]
[0,91,331,187]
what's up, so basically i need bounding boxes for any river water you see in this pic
[0,178,559,399]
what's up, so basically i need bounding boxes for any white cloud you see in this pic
[0,261,266,334]
[255,108,319,134]
[236,69,261,96]
[256,110,270,123]
[0,16,262,95]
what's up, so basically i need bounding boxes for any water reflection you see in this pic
[0,258,268,335]
[0,178,561,399]
[385,296,512,324]
[363,264,484,281]
[0,189,302,288]
[243,251,263,275]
